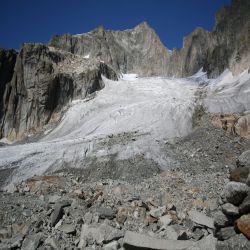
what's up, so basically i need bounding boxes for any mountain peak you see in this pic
[134,21,151,30]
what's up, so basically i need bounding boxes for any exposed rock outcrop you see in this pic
[166,0,250,77]
[0,44,117,140]
[0,49,17,134]
[49,22,171,76]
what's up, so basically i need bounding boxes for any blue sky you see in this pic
[0,0,231,50]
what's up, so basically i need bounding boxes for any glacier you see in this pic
[0,70,250,188]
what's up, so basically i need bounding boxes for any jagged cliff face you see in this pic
[49,22,171,76]
[0,44,117,140]
[0,49,17,133]
[206,0,250,76]
[168,0,250,77]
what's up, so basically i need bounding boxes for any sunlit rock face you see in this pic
[167,0,250,78]
[49,22,171,77]
[0,44,117,140]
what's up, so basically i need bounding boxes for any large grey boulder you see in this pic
[214,211,233,229]
[123,231,193,250]
[222,181,249,205]
[238,150,250,168]
[221,203,239,216]
[123,231,217,250]
[188,209,214,229]
[21,233,43,250]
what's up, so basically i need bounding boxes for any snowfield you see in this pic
[0,70,250,188]
[205,69,250,113]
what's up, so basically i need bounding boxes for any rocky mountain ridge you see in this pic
[0,0,249,141]
[49,0,250,77]
[49,22,171,77]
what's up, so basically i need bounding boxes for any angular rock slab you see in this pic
[188,209,214,229]
[79,223,124,248]
[21,233,43,250]
[123,231,217,250]
[123,231,193,250]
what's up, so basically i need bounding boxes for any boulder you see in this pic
[221,203,239,216]
[123,231,216,250]
[150,206,166,218]
[235,114,250,139]
[222,181,249,205]
[159,214,173,227]
[230,167,250,184]
[0,226,12,239]
[238,150,250,168]
[104,241,119,250]
[116,207,129,224]
[236,213,250,239]
[215,227,236,240]
[51,200,71,227]
[123,231,194,250]
[188,209,214,229]
[165,225,189,240]
[21,233,43,250]
[57,224,76,234]
[96,207,115,219]
[78,223,124,248]
[214,210,233,229]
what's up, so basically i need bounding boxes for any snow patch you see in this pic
[121,74,138,80]
[204,69,250,113]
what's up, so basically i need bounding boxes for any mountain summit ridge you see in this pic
[48,0,250,78]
